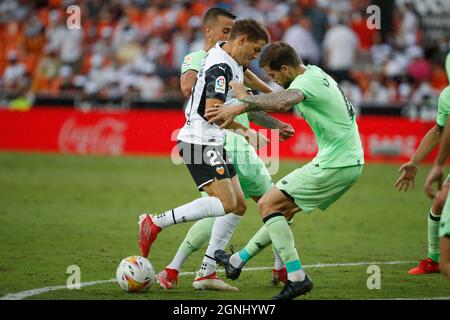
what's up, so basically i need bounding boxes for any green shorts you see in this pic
[440,191,450,238]
[228,145,273,199]
[276,162,363,213]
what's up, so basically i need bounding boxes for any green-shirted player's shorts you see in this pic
[439,175,450,238]
[228,146,273,199]
[276,162,363,213]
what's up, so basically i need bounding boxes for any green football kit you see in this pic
[276,65,364,213]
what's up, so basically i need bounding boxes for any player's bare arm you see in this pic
[395,124,442,192]
[248,112,295,141]
[233,80,304,113]
[180,70,198,98]
[205,98,269,149]
[206,81,303,128]
[424,117,450,198]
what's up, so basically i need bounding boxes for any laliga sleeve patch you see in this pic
[182,56,192,68]
[215,76,226,94]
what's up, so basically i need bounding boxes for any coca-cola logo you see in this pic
[58,117,127,155]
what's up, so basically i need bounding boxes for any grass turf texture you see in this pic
[0,151,449,300]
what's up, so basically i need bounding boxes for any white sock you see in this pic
[288,269,306,282]
[229,253,243,268]
[272,246,284,270]
[153,197,225,229]
[198,213,242,276]
[167,250,188,271]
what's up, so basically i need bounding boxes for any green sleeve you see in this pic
[437,87,450,128]
[181,52,204,74]
[288,74,317,102]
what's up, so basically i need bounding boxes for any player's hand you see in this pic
[278,122,295,141]
[245,128,270,150]
[423,165,444,199]
[206,104,241,128]
[229,81,248,100]
[395,161,418,192]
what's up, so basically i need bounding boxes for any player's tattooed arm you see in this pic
[248,111,296,141]
[205,81,303,129]
[248,111,283,129]
[230,81,304,113]
[239,90,304,112]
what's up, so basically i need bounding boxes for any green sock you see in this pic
[264,213,301,271]
[178,217,215,256]
[428,210,441,263]
[238,224,272,263]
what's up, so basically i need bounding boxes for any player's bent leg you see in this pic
[202,178,238,214]
[409,181,449,274]
[439,189,450,279]
[138,179,233,258]
[257,187,313,300]
[440,237,450,279]
[251,195,287,285]
[194,176,245,290]
[258,187,299,218]
[230,175,247,216]
[158,217,215,289]
[215,191,300,282]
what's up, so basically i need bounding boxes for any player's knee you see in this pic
[219,194,238,214]
[257,197,272,217]
[234,198,247,216]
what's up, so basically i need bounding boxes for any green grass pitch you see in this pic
[0,151,449,300]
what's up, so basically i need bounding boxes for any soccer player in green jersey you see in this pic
[206,41,364,299]
[424,111,450,280]
[395,52,450,275]
[157,9,297,291]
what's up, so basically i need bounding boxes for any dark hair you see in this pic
[203,7,236,26]
[229,19,269,43]
[259,41,302,70]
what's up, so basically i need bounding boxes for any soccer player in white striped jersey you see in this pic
[138,19,273,284]
[157,8,296,291]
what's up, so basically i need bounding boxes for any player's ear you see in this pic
[204,26,211,39]
[280,65,289,72]
[238,34,247,46]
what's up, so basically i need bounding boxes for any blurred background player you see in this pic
[137,19,271,283]
[423,104,450,280]
[395,52,450,275]
[207,41,364,299]
[423,53,450,279]
[157,8,296,291]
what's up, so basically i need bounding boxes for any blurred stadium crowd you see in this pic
[0,0,449,111]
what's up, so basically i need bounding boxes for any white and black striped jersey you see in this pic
[177,41,244,146]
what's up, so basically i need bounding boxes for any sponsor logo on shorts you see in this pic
[215,76,226,94]
[216,166,225,175]
[281,180,288,185]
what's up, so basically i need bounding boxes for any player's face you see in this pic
[209,16,234,43]
[236,38,267,67]
[263,65,292,89]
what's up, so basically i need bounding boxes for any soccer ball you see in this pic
[116,255,156,293]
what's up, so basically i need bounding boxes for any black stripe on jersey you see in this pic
[197,63,233,120]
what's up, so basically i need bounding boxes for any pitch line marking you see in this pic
[0,260,428,300]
